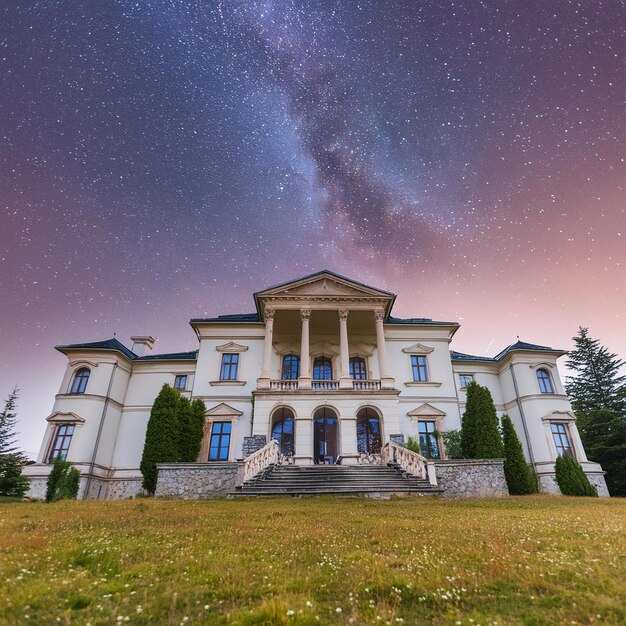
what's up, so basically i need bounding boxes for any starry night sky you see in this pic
[1,1,624,457]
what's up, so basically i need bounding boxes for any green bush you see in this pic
[555,454,598,497]
[501,415,537,495]
[45,457,80,502]
[0,454,29,498]
[461,382,505,459]
[177,398,206,462]
[405,436,422,455]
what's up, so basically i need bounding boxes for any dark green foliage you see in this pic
[45,456,80,502]
[565,327,626,416]
[577,409,626,496]
[555,454,598,497]
[501,415,537,495]
[177,398,206,462]
[442,429,463,459]
[0,454,29,498]
[461,382,505,459]
[140,384,181,494]
[0,387,25,460]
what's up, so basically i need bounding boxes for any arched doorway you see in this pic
[356,407,382,455]
[271,407,295,456]
[313,407,339,464]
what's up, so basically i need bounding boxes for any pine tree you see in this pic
[0,454,30,498]
[555,453,598,497]
[177,398,206,462]
[577,409,626,497]
[461,382,505,458]
[565,327,626,416]
[0,387,25,460]
[140,384,181,494]
[501,415,537,494]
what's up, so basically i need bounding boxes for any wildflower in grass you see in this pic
[286,610,295,616]
[336,607,342,613]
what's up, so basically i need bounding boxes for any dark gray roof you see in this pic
[451,340,564,363]
[56,338,197,361]
[388,316,459,326]
[190,313,260,323]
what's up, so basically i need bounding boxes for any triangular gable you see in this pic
[215,342,248,353]
[402,342,434,355]
[407,403,446,418]
[46,411,85,424]
[204,403,243,418]
[541,410,575,421]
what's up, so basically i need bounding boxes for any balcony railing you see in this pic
[352,379,381,391]
[266,379,383,392]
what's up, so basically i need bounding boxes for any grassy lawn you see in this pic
[1,496,625,625]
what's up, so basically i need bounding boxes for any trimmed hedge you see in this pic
[555,454,597,497]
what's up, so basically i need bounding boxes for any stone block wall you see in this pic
[155,462,239,499]
[538,472,610,497]
[434,459,509,498]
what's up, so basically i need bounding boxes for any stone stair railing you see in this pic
[243,439,280,483]
[381,440,437,486]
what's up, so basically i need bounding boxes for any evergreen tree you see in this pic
[441,429,463,459]
[565,327,626,416]
[501,415,537,495]
[140,384,181,494]
[0,454,30,498]
[461,382,505,458]
[555,453,598,497]
[0,387,25,460]
[577,409,626,497]
[177,398,206,462]
[45,457,80,502]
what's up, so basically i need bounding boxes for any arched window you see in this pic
[271,408,295,456]
[313,406,339,463]
[281,354,300,380]
[349,357,367,380]
[70,368,90,394]
[537,368,555,394]
[356,407,382,455]
[313,356,333,380]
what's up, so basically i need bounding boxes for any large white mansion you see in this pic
[24,271,608,498]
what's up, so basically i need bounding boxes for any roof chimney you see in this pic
[130,336,155,356]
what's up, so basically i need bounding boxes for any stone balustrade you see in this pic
[311,380,339,391]
[352,379,381,391]
[381,440,437,486]
[270,379,300,391]
[243,438,280,482]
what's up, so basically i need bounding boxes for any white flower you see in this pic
[287,610,295,616]
[336,608,342,613]
[306,601,313,608]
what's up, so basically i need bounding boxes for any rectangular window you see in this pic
[459,374,474,389]
[208,421,232,461]
[411,355,429,382]
[551,422,574,457]
[220,353,239,381]
[174,374,187,390]
[418,421,440,459]
[47,424,75,463]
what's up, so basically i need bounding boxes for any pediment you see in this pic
[407,403,446,418]
[215,342,248,353]
[402,342,434,355]
[46,411,85,424]
[541,410,575,422]
[255,271,394,300]
[204,402,243,418]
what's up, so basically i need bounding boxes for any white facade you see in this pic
[23,271,608,498]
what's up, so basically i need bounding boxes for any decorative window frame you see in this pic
[458,373,475,389]
[199,403,243,462]
[349,355,369,380]
[535,367,556,394]
[407,404,446,459]
[211,351,246,386]
[43,412,85,464]
[67,365,93,394]
[541,411,582,461]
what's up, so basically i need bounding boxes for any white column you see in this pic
[338,309,352,389]
[257,306,275,389]
[374,308,394,389]
[299,308,312,389]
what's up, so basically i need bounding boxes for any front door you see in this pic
[313,413,339,464]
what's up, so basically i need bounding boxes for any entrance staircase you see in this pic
[233,463,444,497]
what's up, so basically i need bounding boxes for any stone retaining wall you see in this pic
[155,462,240,499]
[538,472,610,497]
[434,459,509,498]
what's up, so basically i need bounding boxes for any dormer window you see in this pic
[70,368,90,394]
[537,368,555,394]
